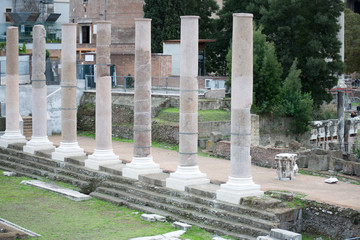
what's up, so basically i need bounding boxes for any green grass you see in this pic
[155,108,231,123]
[0,170,230,240]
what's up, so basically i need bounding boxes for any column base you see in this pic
[23,136,55,154]
[216,176,263,205]
[85,149,121,170]
[0,130,26,148]
[51,142,86,161]
[166,165,210,191]
[122,156,162,180]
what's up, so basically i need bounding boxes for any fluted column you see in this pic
[52,23,85,161]
[0,27,26,148]
[216,13,263,204]
[24,25,54,154]
[123,18,161,179]
[85,21,121,170]
[166,16,209,191]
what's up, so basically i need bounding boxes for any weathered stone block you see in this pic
[269,228,301,240]
[296,156,308,168]
[343,161,354,175]
[328,157,344,172]
[288,140,301,152]
[308,155,329,171]
[328,142,340,150]
[353,162,360,177]
[172,221,192,231]
[329,150,343,159]
[312,148,328,155]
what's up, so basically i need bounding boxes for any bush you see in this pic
[277,59,313,134]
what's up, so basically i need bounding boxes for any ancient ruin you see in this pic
[216,13,263,204]
[0,27,26,148]
[85,21,121,170]
[52,23,85,161]
[123,18,162,179]
[166,16,210,191]
[23,25,54,154]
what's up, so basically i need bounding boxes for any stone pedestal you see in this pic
[24,25,54,154]
[216,13,263,204]
[166,16,209,191]
[85,21,120,170]
[52,24,85,161]
[123,18,161,179]
[0,27,26,148]
[275,153,298,180]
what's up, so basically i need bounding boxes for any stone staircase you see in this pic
[0,144,301,240]
[22,116,32,139]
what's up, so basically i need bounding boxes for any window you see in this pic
[5,8,12,22]
[81,26,90,44]
[83,0,88,3]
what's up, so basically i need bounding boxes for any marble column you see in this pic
[337,90,344,150]
[216,13,263,204]
[123,18,161,179]
[52,23,85,161]
[24,25,54,154]
[166,16,209,191]
[0,27,26,148]
[337,0,345,87]
[85,21,121,170]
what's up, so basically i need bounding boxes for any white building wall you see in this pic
[54,0,70,24]
[163,42,180,76]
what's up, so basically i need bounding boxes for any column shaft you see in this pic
[0,27,26,148]
[122,18,161,179]
[85,21,121,170]
[52,23,85,161]
[95,21,112,150]
[134,19,152,158]
[61,24,77,143]
[24,25,54,154]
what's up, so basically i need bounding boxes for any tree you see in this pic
[278,60,313,134]
[207,0,267,75]
[143,0,167,53]
[227,28,283,113]
[345,8,360,73]
[143,0,218,53]
[260,0,345,105]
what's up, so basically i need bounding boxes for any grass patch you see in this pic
[301,233,331,240]
[0,170,228,240]
[155,108,231,122]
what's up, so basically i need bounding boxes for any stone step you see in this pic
[91,191,255,240]
[0,152,94,183]
[0,158,91,192]
[98,182,277,231]
[95,186,271,237]
[64,156,88,166]
[99,162,125,175]
[103,177,278,222]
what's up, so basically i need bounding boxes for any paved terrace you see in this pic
[49,135,360,211]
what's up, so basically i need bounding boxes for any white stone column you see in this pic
[85,21,121,170]
[337,0,345,87]
[166,16,209,191]
[24,25,54,154]
[216,13,263,204]
[0,27,26,148]
[123,18,161,179]
[52,23,85,161]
